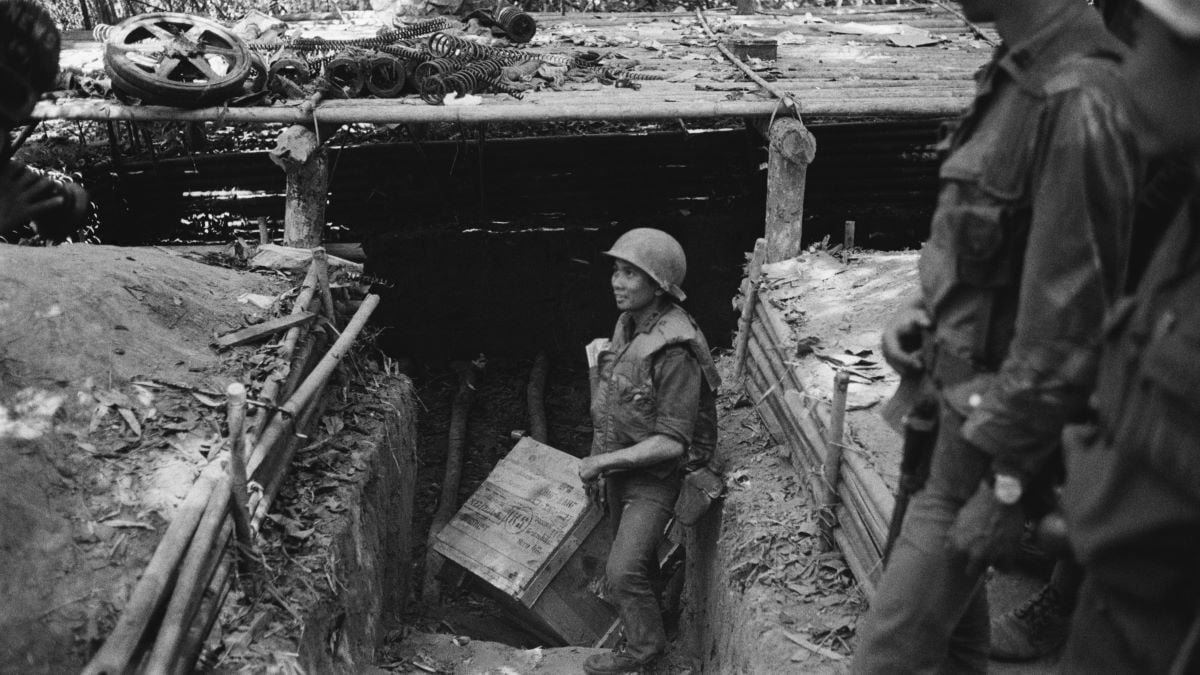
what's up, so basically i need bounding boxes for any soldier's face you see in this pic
[1123,11,1200,153]
[611,259,660,313]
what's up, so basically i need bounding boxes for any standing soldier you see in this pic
[0,0,65,235]
[579,228,720,675]
[854,0,1144,672]
[1061,1,1200,672]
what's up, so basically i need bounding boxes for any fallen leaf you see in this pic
[117,407,142,437]
[192,392,223,407]
[101,519,156,530]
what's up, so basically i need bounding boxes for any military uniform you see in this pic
[590,301,719,664]
[1061,194,1200,673]
[854,5,1142,672]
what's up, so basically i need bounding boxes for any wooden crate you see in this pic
[433,437,619,646]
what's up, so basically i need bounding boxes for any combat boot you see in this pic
[989,583,1069,661]
[583,647,653,675]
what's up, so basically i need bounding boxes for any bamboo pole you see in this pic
[250,388,329,535]
[144,482,231,673]
[172,556,234,675]
[30,98,966,125]
[252,262,321,440]
[81,461,225,675]
[248,293,381,476]
[224,383,258,578]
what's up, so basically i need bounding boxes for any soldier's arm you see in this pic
[961,81,1142,482]
[578,346,701,479]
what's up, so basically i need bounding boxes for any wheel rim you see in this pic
[105,13,250,94]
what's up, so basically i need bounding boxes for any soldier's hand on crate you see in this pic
[579,456,606,509]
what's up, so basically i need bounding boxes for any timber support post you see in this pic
[269,124,330,248]
[764,117,817,263]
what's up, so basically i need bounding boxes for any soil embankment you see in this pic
[0,245,280,671]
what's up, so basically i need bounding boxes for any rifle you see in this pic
[883,397,938,566]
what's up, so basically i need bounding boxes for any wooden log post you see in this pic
[269,125,329,249]
[422,358,485,603]
[819,371,851,552]
[764,117,817,263]
[257,216,270,245]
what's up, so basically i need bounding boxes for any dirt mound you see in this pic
[0,245,282,672]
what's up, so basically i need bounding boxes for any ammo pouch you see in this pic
[674,466,725,527]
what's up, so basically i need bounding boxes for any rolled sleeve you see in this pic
[962,85,1140,480]
[650,345,703,447]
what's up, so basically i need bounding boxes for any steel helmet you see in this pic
[603,228,688,302]
[0,0,60,126]
[1139,0,1200,39]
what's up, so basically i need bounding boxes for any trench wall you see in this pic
[296,378,418,673]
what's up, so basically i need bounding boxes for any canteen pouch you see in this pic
[673,466,725,527]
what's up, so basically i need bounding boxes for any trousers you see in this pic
[1062,528,1200,674]
[604,469,680,662]
[853,406,991,675]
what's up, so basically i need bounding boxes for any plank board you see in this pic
[41,3,992,123]
[213,311,316,348]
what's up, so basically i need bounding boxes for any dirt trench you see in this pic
[264,349,861,675]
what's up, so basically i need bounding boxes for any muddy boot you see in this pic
[583,648,653,675]
[989,583,1069,661]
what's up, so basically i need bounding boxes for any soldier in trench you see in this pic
[577,228,719,675]
[1058,0,1200,671]
[0,0,66,236]
[853,0,1149,671]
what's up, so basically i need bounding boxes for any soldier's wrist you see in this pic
[985,471,1023,506]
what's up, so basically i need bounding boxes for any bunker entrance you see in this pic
[335,120,944,667]
[369,219,755,658]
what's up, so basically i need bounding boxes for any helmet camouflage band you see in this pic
[603,228,688,302]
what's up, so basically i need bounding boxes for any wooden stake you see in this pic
[820,371,851,552]
[225,383,258,579]
[733,238,767,383]
[527,352,550,443]
[310,247,338,326]
[843,220,856,263]
[257,216,270,245]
